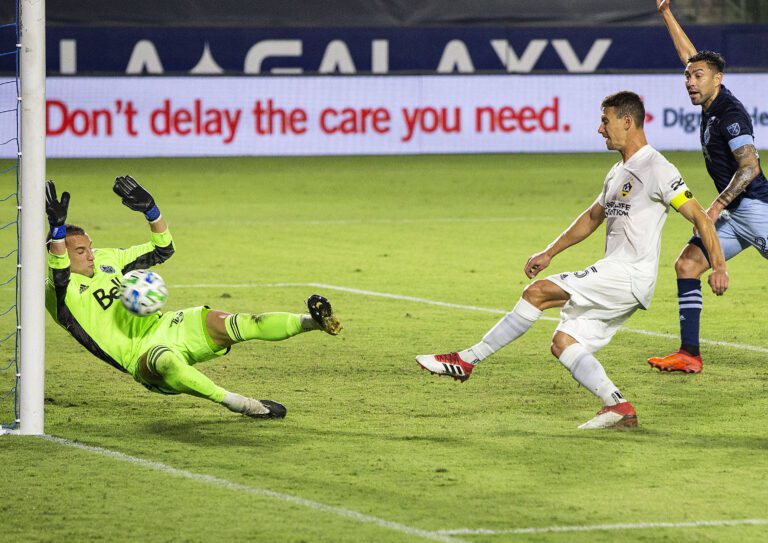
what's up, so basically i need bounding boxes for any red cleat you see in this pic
[647,350,702,373]
[578,401,638,429]
[415,352,475,382]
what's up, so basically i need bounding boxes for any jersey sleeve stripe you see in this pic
[728,134,754,152]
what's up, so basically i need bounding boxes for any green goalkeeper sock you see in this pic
[145,345,226,403]
[224,312,306,342]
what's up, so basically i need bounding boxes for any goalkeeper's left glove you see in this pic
[113,175,160,221]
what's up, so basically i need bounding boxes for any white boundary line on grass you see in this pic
[174,282,768,354]
[38,435,467,543]
[433,519,768,536]
[35,438,768,540]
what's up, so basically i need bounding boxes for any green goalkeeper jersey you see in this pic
[45,229,175,374]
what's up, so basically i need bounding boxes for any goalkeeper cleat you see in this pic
[241,398,287,419]
[578,401,637,430]
[415,352,475,382]
[306,294,343,335]
[647,350,702,373]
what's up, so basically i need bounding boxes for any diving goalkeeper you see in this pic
[45,176,342,419]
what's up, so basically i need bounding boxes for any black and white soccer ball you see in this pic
[120,269,168,316]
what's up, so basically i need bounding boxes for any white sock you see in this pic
[458,298,542,364]
[221,392,269,415]
[222,391,246,411]
[558,344,625,406]
[300,314,320,331]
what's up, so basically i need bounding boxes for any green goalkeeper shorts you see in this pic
[128,306,229,392]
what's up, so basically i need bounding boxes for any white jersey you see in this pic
[597,144,690,308]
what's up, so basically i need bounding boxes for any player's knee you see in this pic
[550,341,562,359]
[522,281,545,306]
[674,254,704,278]
[549,334,569,359]
[146,345,183,377]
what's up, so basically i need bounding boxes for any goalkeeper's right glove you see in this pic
[45,180,69,240]
[113,175,161,221]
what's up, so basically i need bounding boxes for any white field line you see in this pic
[38,435,467,543]
[433,519,768,536]
[173,282,768,354]
[108,217,563,227]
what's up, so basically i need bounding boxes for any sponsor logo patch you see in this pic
[92,277,123,310]
[727,122,741,136]
[99,264,116,274]
[671,178,685,191]
[621,179,633,198]
[604,201,631,217]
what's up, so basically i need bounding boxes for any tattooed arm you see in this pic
[707,144,761,222]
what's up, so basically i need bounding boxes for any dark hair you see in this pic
[45,223,86,244]
[687,50,726,73]
[601,91,645,128]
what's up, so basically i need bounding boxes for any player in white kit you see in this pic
[416,91,729,429]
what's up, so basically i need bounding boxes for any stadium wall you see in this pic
[4,25,767,75]
[0,1,668,28]
[21,74,768,158]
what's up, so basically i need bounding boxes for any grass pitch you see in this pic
[1,153,767,542]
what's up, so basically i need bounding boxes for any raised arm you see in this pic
[677,198,728,295]
[657,0,697,66]
[524,200,604,279]
[113,175,167,233]
[112,175,174,272]
[45,180,69,258]
[45,180,74,320]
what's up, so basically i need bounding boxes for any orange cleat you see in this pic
[647,350,702,373]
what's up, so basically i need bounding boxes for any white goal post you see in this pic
[16,0,46,435]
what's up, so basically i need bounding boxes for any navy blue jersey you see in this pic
[700,85,768,210]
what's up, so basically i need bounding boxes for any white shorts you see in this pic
[546,260,641,353]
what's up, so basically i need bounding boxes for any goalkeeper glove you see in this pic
[45,180,69,240]
[113,175,160,221]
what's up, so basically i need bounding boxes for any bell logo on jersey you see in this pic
[621,179,633,198]
[93,277,123,310]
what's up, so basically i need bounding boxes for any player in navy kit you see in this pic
[648,0,768,373]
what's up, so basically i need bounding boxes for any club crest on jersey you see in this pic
[727,122,741,136]
[99,265,115,274]
[621,179,633,198]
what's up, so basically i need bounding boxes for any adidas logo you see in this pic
[442,363,465,376]
[79,284,89,294]
[679,315,686,321]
